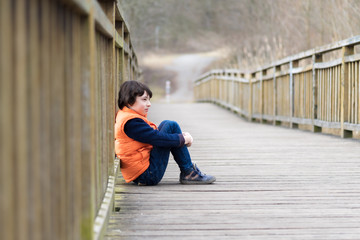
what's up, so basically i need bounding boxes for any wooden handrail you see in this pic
[195,35,360,139]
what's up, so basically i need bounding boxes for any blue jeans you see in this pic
[133,120,193,186]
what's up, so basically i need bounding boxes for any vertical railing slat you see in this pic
[14,0,29,238]
[29,0,42,238]
[0,0,15,239]
[341,45,354,138]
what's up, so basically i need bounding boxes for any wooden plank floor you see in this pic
[105,103,360,240]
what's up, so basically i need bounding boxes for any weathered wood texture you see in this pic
[195,36,360,139]
[0,0,139,239]
[105,103,360,239]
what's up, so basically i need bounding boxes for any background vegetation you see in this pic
[120,0,360,69]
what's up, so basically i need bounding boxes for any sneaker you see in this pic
[180,163,216,184]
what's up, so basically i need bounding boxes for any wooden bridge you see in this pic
[105,103,360,239]
[1,0,360,239]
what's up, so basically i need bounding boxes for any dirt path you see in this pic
[165,52,217,102]
[142,50,224,102]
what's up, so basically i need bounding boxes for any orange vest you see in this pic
[114,106,157,182]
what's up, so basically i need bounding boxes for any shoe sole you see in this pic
[180,177,216,184]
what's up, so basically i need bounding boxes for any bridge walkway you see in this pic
[105,102,360,240]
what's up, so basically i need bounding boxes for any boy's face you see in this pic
[130,91,151,116]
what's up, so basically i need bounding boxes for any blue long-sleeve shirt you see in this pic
[124,118,185,148]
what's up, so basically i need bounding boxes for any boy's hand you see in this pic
[182,132,193,147]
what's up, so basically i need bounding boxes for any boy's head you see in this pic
[117,80,153,110]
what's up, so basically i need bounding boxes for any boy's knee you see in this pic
[159,120,169,128]
[159,120,180,130]
[160,120,176,125]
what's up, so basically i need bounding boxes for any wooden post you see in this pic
[110,2,116,179]
[249,73,255,121]
[231,74,235,107]
[260,70,264,123]
[341,46,354,138]
[274,66,280,125]
[235,72,240,109]
[219,72,222,103]
[63,6,89,239]
[289,61,294,127]
[99,0,116,182]
[124,31,130,81]
[290,60,299,128]
[80,3,96,239]
[240,73,245,115]
[211,73,215,101]
[215,73,218,101]
[216,73,219,102]
[120,22,127,83]
[115,20,124,84]
[312,54,322,132]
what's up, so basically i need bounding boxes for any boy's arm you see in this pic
[124,118,185,148]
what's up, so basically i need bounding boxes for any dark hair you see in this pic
[117,80,152,109]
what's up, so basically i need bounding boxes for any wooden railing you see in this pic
[0,0,140,239]
[195,36,360,139]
